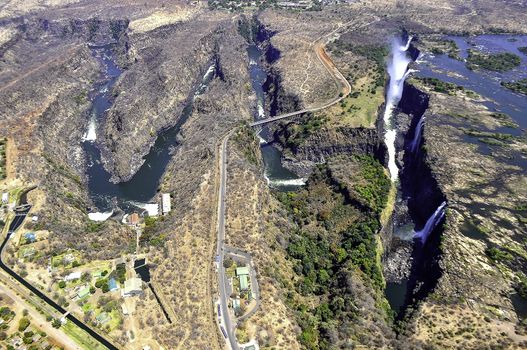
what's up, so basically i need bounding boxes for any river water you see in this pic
[385,34,527,316]
[83,43,301,216]
[416,34,527,129]
[247,44,304,191]
[83,45,215,214]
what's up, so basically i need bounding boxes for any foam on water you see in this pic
[264,173,306,187]
[131,202,159,217]
[83,116,97,142]
[88,211,113,221]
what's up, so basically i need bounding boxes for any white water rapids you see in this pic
[383,36,413,181]
[264,173,307,187]
[83,111,97,142]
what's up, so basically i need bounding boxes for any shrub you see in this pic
[485,247,514,263]
[18,317,30,331]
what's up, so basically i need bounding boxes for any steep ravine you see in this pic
[386,79,448,326]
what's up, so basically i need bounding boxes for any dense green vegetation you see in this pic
[489,112,518,128]
[232,124,260,165]
[416,77,477,97]
[501,78,527,95]
[464,129,514,146]
[343,155,391,215]
[429,39,460,59]
[350,45,388,88]
[140,216,166,247]
[279,114,326,149]
[73,90,87,105]
[466,50,521,72]
[112,263,127,284]
[275,156,391,349]
[516,276,527,299]
[329,41,388,88]
[485,246,514,263]
[18,317,30,332]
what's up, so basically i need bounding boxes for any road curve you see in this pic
[250,17,379,127]
[214,17,379,349]
[249,44,351,127]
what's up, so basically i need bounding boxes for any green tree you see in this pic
[18,317,30,331]
[51,318,62,328]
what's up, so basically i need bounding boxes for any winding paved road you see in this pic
[249,17,380,127]
[214,17,380,350]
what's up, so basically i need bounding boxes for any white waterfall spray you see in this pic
[383,36,413,181]
[83,111,97,142]
[257,102,265,119]
[414,201,447,243]
[194,63,216,98]
[410,116,425,153]
[264,172,307,187]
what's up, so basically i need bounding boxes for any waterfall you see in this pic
[83,112,97,142]
[414,201,447,243]
[410,116,425,153]
[194,63,216,97]
[383,35,413,181]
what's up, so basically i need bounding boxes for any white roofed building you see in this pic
[162,193,171,215]
[64,271,82,281]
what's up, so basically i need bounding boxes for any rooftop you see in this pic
[77,286,91,299]
[64,271,81,281]
[239,275,249,291]
[123,277,143,294]
[130,212,140,225]
[236,266,250,276]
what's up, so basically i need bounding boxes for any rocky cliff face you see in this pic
[100,14,235,181]
[395,82,527,348]
[275,122,386,177]
[0,16,136,258]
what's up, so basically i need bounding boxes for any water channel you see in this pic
[247,44,305,192]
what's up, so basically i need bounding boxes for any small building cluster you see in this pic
[122,277,143,297]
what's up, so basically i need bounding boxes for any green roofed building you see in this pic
[77,286,91,299]
[239,275,249,291]
[236,266,249,276]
